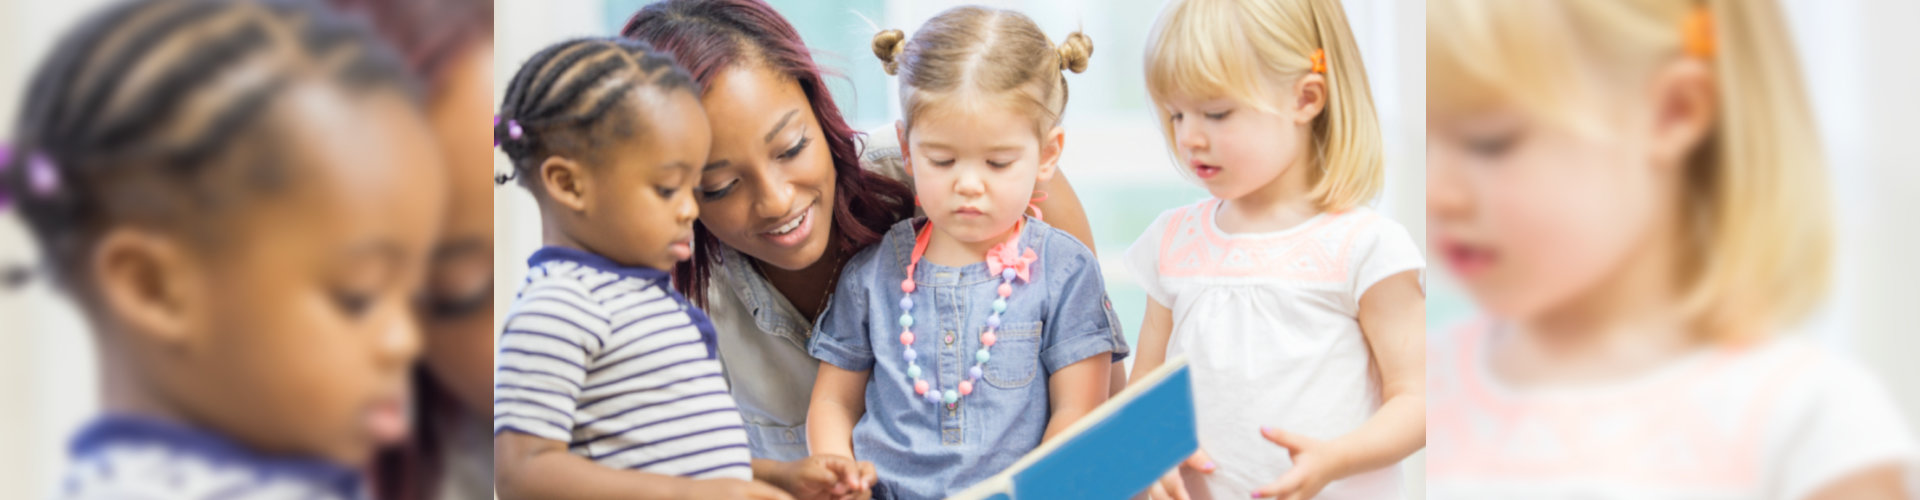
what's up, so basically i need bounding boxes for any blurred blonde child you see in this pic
[1426,1,1917,498]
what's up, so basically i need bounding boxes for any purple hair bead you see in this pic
[0,145,9,209]
[28,153,59,196]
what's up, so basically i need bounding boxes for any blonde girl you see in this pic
[1426,0,1915,498]
[1127,0,1428,499]
[806,6,1126,499]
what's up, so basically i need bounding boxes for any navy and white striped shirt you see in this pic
[62,415,365,499]
[493,246,753,479]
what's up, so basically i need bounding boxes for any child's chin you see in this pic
[933,214,1020,240]
[1201,180,1248,200]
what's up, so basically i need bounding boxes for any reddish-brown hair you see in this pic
[622,0,914,306]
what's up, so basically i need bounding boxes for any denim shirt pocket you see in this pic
[982,321,1043,389]
[742,419,810,462]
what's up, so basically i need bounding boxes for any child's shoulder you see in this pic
[515,246,672,318]
[1326,205,1411,237]
[1718,336,1895,399]
[1026,216,1090,256]
[65,416,361,499]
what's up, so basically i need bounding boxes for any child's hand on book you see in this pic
[1146,449,1215,500]
[770,454,877,500]
[1251,427,1343,500]
[684,478,796,500]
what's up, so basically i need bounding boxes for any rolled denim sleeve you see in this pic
[1040,236,1120,373]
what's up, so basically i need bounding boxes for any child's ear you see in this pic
[895,120,912,177]
[1037,126,1064,184]
[539,156,590,212]
[92,229,207,348]
[1292,73,1328,125]
[1647,58,1717,171]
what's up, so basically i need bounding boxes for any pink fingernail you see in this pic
[1203,461,1216,471]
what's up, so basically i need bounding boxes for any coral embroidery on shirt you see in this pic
[1156,199,1374,281]
[1427,320,1818,490]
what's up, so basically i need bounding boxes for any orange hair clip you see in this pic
[1309,48,1327,74]
[1682,5,1715,58]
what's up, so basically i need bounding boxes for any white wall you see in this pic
[0,2,118,497]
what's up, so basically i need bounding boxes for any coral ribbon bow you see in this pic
[987,238,1037,283]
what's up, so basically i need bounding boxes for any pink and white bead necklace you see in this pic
[897,217,1038,409]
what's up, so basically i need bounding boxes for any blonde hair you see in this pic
[1429,0,1830,341]
[1143,0,1383,212]
[873,6,1092,138]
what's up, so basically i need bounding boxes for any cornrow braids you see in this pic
[492,37,696,188]
[0,0,418,289]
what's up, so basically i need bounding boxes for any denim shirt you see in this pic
[809,217,1124,499]
[703,147,1129,463]
[705,244,825,461]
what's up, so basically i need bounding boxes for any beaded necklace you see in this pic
[896,218,1038,409]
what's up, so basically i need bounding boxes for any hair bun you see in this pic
[1057,31,1093,74]
[872,29,907,76]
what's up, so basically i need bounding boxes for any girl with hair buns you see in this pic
[803,6,1124,499]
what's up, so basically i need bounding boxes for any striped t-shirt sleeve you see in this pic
[494,276,608,442]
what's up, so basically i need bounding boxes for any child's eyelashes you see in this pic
[925,158,1012,168]
[1463,131,1523,159]
[1169,108,1234,122]
[331,249,400,319]
[656,186,678,198]
[332,290,377,318]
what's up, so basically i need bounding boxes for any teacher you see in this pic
[621,0,1129,462]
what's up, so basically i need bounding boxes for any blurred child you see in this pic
[1128,0,1428,498]
[1426,0,1917,498]
[488,37,870,500]
[0,0,447,497]
[804,7,1122,499]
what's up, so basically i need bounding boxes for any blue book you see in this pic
[950,357,1196,500]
